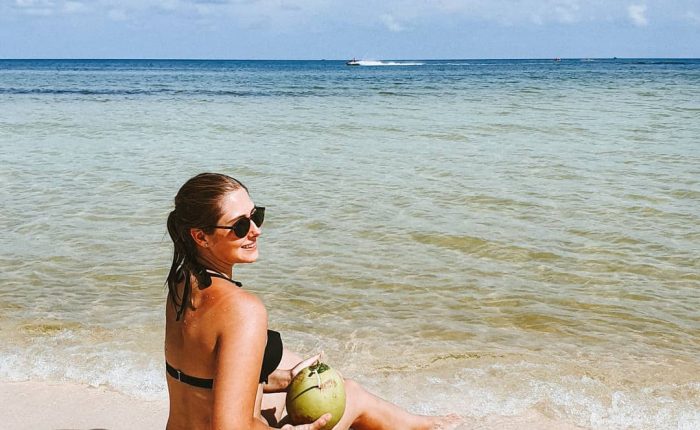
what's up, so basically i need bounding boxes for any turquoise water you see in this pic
[1,59,699,429]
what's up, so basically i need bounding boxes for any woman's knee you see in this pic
[340,379,376,428]
[343,378,368,403]
[343,378,359,392]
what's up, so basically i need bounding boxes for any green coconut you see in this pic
[286,362,346,430]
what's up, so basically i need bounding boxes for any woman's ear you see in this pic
[189,228,209,248]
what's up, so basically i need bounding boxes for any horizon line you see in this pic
[1,56,699,61]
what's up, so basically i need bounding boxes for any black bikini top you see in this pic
[166,271,284,388]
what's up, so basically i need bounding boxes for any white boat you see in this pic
[346,58,361,66]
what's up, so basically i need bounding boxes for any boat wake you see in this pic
[349,60,424,66]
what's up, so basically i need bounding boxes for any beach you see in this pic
[1,381,588,430]
[1,59,698,429]
[0,382,168,429]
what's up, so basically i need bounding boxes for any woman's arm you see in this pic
[263,353,323,393]
[263,368,293,393]
[211,291,270,430]
[209,291,331,430]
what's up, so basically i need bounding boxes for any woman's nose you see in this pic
[249,220,262,237]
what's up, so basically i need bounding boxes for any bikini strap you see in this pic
[204,269,242,287]
[165,362,213,389]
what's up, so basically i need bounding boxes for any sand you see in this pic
[460,411,585,430]
[0,381,168,430]
[0,381,585,430]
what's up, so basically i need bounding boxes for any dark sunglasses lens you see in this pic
[232,217,251,238]
[252,207,265,227]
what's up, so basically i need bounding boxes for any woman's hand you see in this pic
[291,352,322,378]
[280,413,332,430]
[263,352,323,393]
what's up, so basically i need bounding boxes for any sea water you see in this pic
[0,59,698,429]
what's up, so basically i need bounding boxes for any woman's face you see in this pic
[204,188,261,266]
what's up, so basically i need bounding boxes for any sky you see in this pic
[0,0,699,59]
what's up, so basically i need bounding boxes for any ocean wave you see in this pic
[0,87,331,97]
[0,327,167,401]
[3,324,699,429]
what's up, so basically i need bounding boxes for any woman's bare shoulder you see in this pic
[204,279,268,330]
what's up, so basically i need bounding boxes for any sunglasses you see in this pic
[209,206,265,238]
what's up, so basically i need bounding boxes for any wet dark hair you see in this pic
[166,172,248,321]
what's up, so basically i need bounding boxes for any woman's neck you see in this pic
[197,257,233,279]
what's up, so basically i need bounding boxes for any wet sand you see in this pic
[0,381,585,429]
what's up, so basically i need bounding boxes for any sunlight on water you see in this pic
[1,59,699,429]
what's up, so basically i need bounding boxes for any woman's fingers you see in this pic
[291,351,324,377]
[280,413,332,430]
[309,413,332,429]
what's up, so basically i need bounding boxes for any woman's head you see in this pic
[166,173,262,319]
[190,187,263,267]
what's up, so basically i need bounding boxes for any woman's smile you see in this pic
[241,242,257,250]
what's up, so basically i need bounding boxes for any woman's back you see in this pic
[164,278,251,429]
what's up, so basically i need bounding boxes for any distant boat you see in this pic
[346,58,361,66]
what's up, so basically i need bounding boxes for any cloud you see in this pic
[380,13,405,32]
[11,0,90,16]
[686,10,700,25]
[553,1,580,24]
[0,1,603,28]
[63,1,86,13]
[4,0,694,34]
[13,0,55,16]
[375,0,591,28]
[14,0,52,6]
[628,4,648,26]
[107,8,128,21]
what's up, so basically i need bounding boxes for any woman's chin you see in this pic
[236,250,259,264]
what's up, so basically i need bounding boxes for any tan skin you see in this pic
[165,189,463,430]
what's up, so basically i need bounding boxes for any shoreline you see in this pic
[0,380,585,430]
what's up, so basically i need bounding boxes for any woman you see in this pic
[164,172,462,430]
